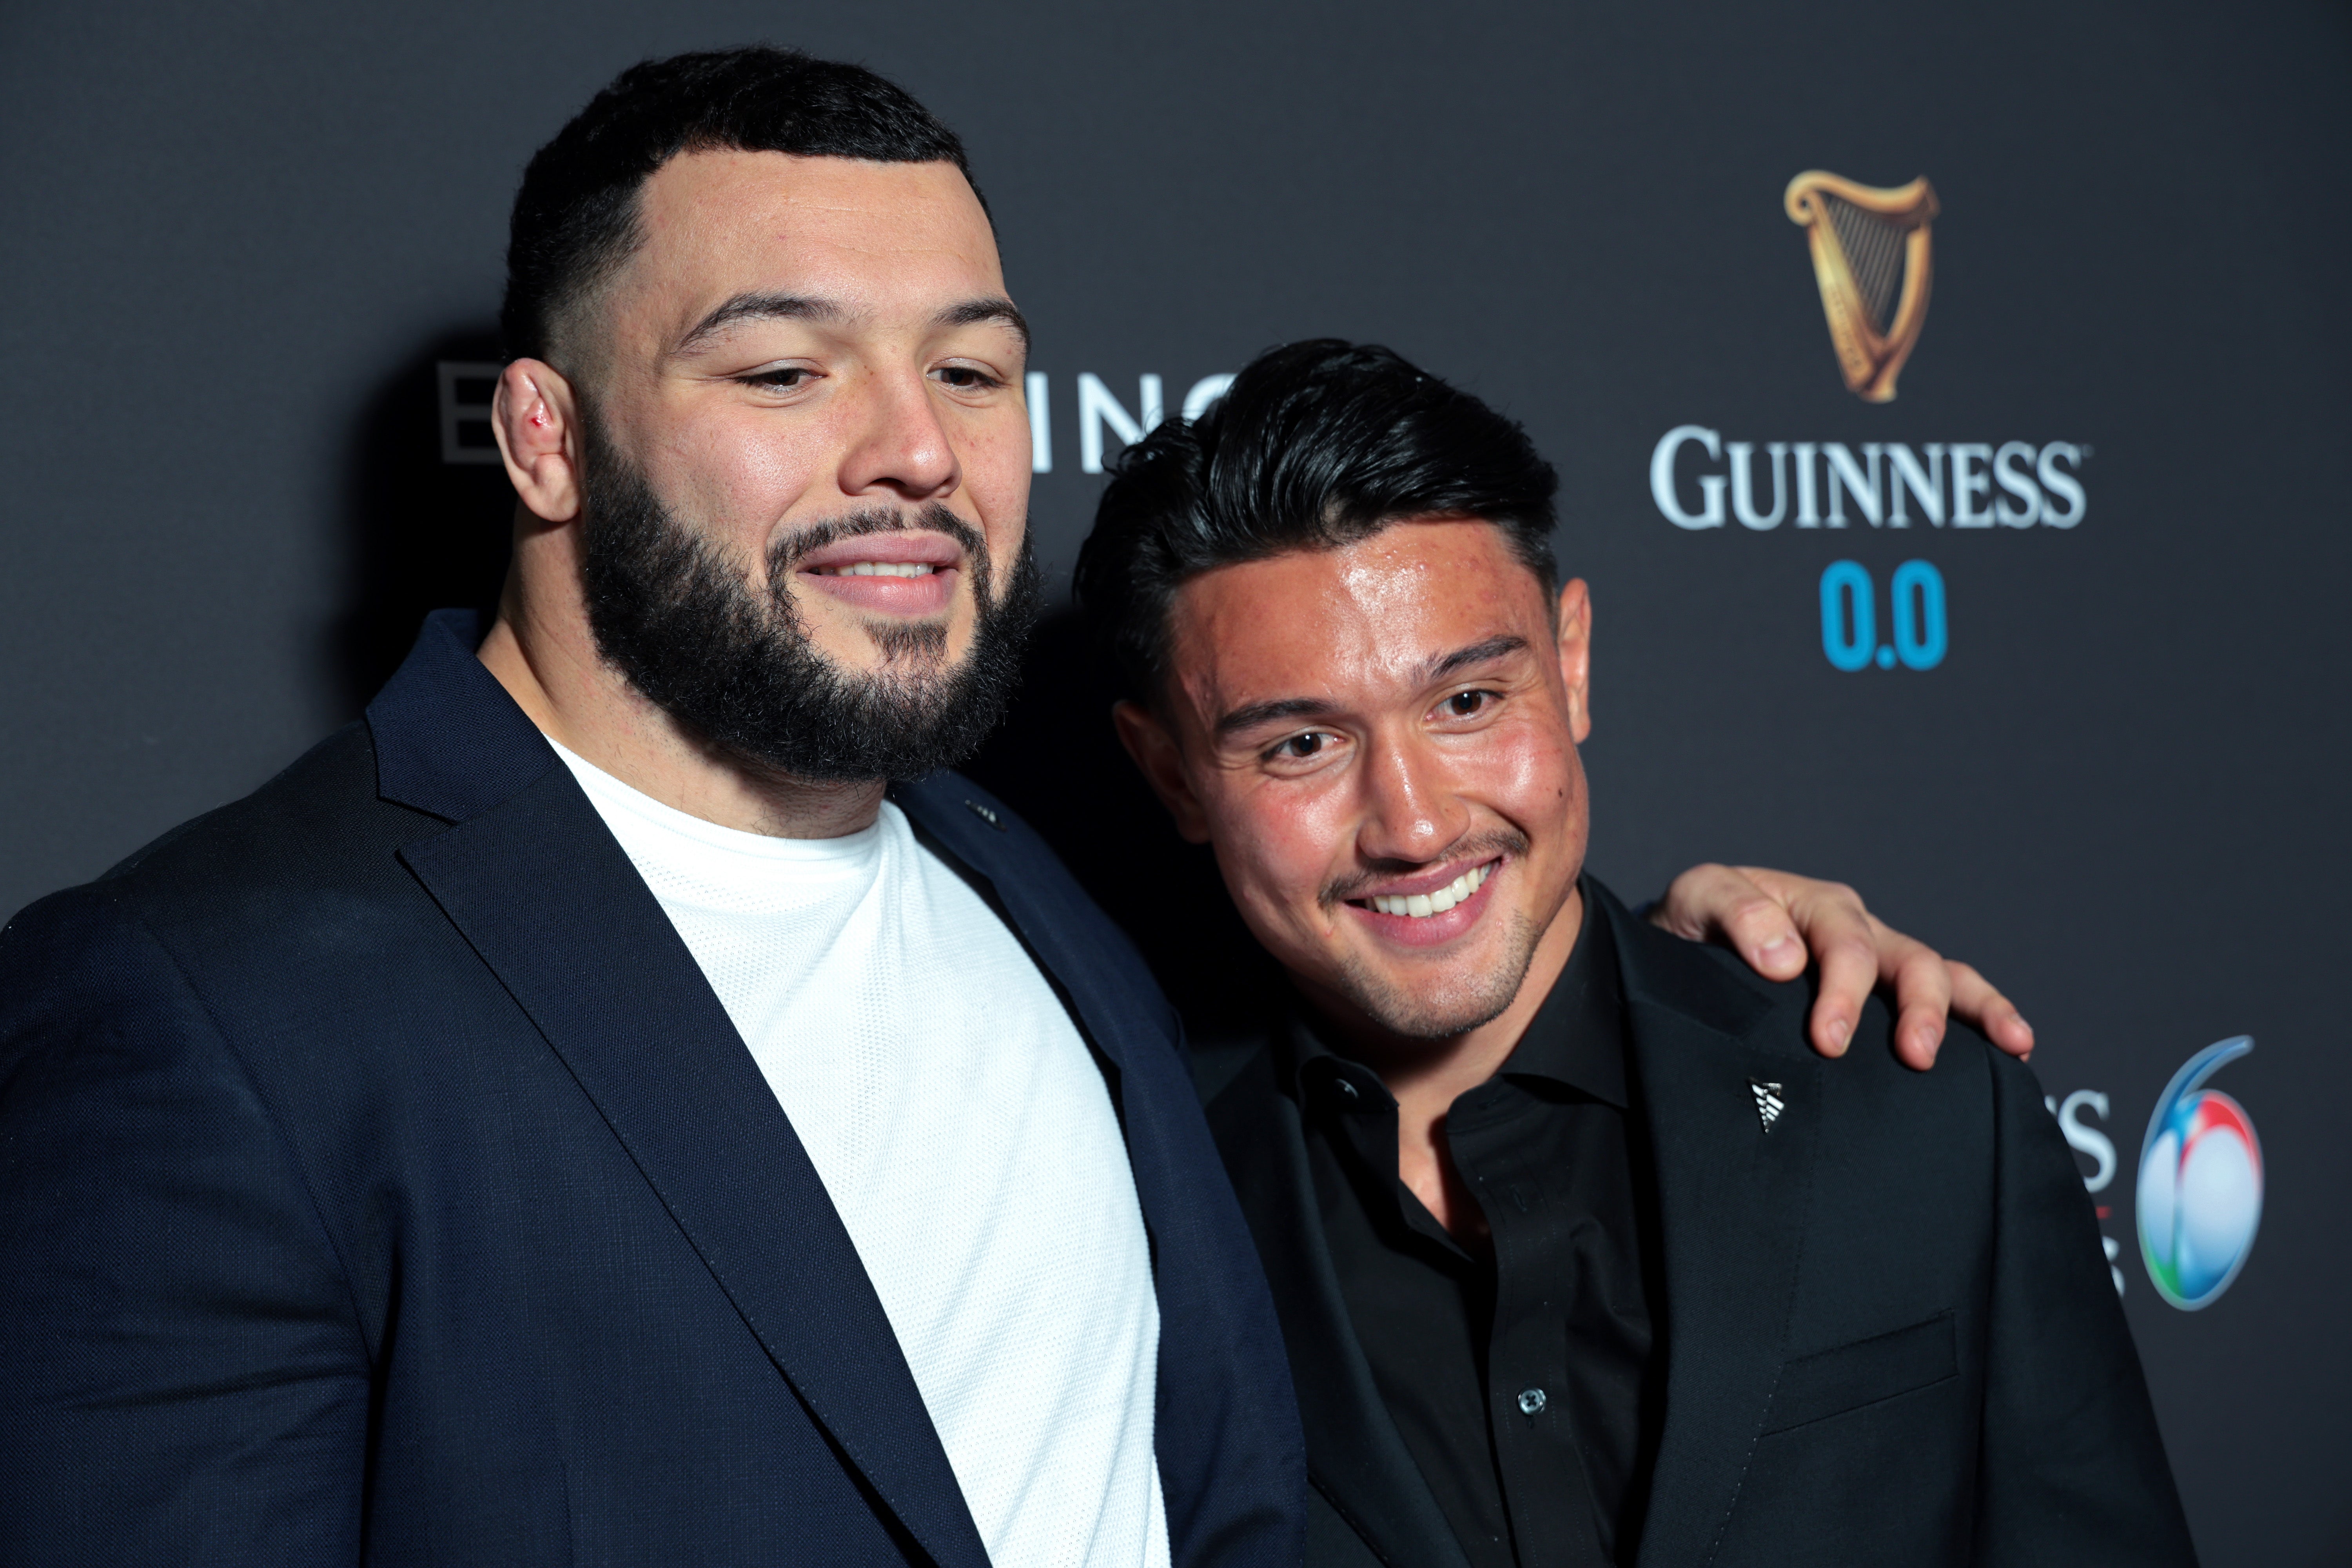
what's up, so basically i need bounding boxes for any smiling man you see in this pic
[1081,341,2196,1568]
[1,52,1262,1568]
[5,51,2038,1568]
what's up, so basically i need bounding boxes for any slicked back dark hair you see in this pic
[501,46,978,370]
[1074,339,1560,705]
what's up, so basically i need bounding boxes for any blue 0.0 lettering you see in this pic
[1819,561,1875,671]
[1820,560,1947,671]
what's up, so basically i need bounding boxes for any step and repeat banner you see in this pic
[1,1,2345,1560]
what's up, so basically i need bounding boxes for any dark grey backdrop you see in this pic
[3,2,2345,1561]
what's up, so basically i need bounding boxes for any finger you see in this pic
[1886,938,1953,1071]
[1652,865,1808,978]
[1706,872,1810,980]
[1945,960,2035,1060]
[1806,921,1882,1059]
[1717,866,1858,978]
[1726,898,1808,982]
[1647,863,1739,940]
[1733,870,1875,1055]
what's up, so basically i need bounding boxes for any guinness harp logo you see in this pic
[1785,171,1939,403]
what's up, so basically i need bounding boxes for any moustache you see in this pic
[767,503,988,582]
[1317,829,1531,910]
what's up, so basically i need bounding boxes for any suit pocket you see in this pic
[1759,1311,1957,1435]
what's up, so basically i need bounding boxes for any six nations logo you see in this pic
[2136,1037,2265,1310]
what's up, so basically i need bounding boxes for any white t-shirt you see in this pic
[552,743,1170,1568]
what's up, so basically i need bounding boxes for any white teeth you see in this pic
[824,561,938,578]
[1366,862,1491,918]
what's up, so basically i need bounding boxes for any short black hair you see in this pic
[501,46,978,370]
[1074,339,1560,704]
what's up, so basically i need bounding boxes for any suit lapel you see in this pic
[894,776,1310,1568]
[385,699,989,1568]
[1211,1046,1471,1568]
[891,777,1161,1081]
[1601,896,1820,1568]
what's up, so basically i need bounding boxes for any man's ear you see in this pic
[1555,577,1593,744]
[1111,699,1213,845]
[492,359,585,523]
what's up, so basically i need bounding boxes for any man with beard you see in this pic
[0,49,2028,1568]
[1080,341,2193,1568]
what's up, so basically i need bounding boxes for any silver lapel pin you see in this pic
[1749,1078,1786,1132]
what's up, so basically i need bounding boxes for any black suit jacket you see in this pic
[0,610,1305,1567]
[1207,883,2194,1568]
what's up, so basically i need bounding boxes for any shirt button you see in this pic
[1516,1387,1547,1417]
[1334,1077,1361,1103]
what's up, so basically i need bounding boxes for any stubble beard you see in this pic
[1317,831,1550,1040]
[575,427,1039,783]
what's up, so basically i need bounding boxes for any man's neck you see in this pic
[474,575,886,840]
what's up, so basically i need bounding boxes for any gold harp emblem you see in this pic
[1785,171,1938,403]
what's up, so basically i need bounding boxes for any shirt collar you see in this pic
[1497,884,1628,1109]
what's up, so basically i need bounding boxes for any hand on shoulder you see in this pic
[1650,864,2033,1071]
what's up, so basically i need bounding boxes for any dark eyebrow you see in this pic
[938,296,1030,352]
[1422,634,1529,684]
[674,293,843,356]
[1211,636,1530,740]
[1214,696,1340,740]
[673,292,1030,359]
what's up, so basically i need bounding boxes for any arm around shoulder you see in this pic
[0,890,370,1564]
[1975,1048,2198,1566]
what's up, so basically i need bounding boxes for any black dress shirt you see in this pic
[1289,894,1666,1567]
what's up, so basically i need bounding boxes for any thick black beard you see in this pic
[576,439,1039,783]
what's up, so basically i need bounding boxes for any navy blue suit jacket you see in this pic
[0,610,1305,1566]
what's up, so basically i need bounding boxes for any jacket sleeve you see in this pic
[0,891,370,1565]
[1973,1048,2199,1565]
